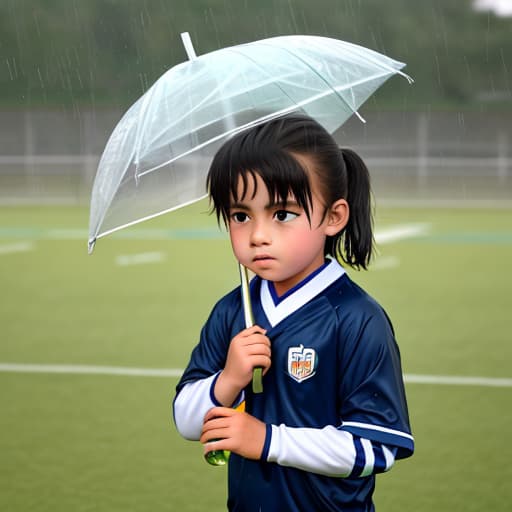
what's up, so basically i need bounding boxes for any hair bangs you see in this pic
[207,135,314,225]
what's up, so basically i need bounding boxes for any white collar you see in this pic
[260,259,345,327]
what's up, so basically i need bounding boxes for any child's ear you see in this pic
[324,199,349,236]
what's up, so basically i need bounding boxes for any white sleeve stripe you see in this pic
[360,438,375,477]
[383,445,396,471]
[173,374,218,440]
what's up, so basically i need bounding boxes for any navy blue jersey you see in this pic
[175,260,413,511]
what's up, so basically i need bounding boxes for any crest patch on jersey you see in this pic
[287,344,317,383]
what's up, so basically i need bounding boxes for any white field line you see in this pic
[3,198,512,209]
[0,241,35,255]
[0,223,430,243]
[0,363,511,387]
[378,198,512,209]
[0,363,182,378]
[375,223,431,244]
[404,374,512,387]
[115,252,166,266]
[372,255,401,270]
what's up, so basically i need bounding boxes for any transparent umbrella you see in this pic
[88,32,412,394]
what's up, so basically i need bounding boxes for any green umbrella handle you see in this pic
[204,263,262,467]
[252,367,263,393]
[239,263,263,394]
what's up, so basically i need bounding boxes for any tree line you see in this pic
[1,0,510,111]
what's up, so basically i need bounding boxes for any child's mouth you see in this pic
[253,255,274,262]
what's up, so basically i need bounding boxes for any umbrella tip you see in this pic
[88,238,96,255]
[354,110,366,124]
[181,32,197,61]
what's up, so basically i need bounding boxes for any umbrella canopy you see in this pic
[88,33,411,252]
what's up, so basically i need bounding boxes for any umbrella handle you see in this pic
[239,263,263,394]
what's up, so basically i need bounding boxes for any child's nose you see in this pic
[250,220,271,246]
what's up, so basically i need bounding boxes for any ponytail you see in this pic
[329,148,374,270]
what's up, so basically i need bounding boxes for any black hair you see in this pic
[206,113,374,270]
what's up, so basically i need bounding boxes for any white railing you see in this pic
[0,152,510,205]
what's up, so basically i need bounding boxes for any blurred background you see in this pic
[1,0,510,204]
[1,1,511,511]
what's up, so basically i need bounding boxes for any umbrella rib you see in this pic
[261,43,367,122]
[257,38,411,120]
[135,68,398,181]
[227,47,301,113]
[134,100,317,180]
[135,70,397,181]
[133,86,161,169]
[137,41,411,178]
[89,101,143,246]
[138,73,387,177]
[90,35,414,252]
[140,51,303,153]
[89,193,209,244]
[136,47,310,180]
[143,72,296,152]
[139,73,241,154]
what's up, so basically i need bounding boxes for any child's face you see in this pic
[228,170,343,297]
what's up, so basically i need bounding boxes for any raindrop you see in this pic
[6,59,14,80]
[463,55,473,90]
[457,112,465,131]
[489,74,496,97]
[485,12,490,62]
[11,57,18,79]
[32,9,41,37]
[139,72,149,93]
[37,66,44,89]
[65,48,73,68]
[434,54,442,87]
[500,48,510,91]
[207,7,221,49]
[66,73,73,93]
[299,9,309,33]
[76,69,83,90]
[72,47,80,68]
[286,0,299,34]
[72,0,80,26]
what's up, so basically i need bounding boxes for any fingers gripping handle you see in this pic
[239,263,263,394]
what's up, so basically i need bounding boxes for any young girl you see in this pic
[173,113,414,511]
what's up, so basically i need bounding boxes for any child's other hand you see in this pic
[223,325,271,389]
[201,407,267,460]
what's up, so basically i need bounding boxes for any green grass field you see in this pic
[1,202,511,511]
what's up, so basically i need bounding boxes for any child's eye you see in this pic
[274,210,298,223]
[230,212,249,223]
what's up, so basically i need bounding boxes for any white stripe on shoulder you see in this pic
[261,259,345,327]
[342,421,414,442]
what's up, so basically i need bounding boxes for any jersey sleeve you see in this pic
[175,290,239,393]
[173,290,243,437]
[337,305,414,459]
[264,424,397,478]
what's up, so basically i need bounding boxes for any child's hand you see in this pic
[201,407,267,460]
[221,325,271,390]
